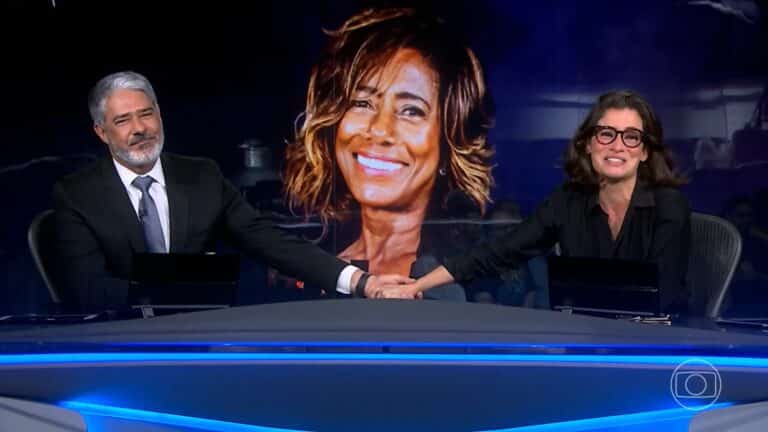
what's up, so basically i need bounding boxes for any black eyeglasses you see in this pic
[592,126,645,148]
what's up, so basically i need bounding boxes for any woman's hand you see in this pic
[377,282,423,299]
[364,274,415,298]
[375,265,455,299]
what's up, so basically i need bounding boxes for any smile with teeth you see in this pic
[356,154,405,172]
[605,157,626,164]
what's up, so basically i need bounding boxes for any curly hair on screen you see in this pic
[564,90,685,187]
[284,7,495,225]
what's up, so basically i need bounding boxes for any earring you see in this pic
[438,167,447,176]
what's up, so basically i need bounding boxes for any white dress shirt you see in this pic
[111,158,359,294]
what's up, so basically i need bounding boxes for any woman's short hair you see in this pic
[564,90,685,187]
[284,8,495,224]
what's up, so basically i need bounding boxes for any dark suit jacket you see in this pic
[52,153,347,312]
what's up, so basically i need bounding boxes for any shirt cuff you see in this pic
[336,265,359,294]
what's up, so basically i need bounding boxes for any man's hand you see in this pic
[364,274,415,298]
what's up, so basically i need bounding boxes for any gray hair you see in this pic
[88,71,158,125]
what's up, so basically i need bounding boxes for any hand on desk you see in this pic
[374,281,423,300]
[364,274,419,299]
[371,265,454,300]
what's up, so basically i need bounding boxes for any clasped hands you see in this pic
[364,274,423,299]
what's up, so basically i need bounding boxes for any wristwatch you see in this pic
[354,272,371,298]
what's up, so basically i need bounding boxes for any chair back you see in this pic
[688,212,742,318]
[27,209,61,304]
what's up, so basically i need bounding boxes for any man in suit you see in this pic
[52,71,409,312]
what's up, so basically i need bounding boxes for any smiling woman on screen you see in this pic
[284,8,494,286]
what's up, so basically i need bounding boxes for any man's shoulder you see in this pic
[162,152,218,166]
[162,153,221,176]
[54,157,107,193]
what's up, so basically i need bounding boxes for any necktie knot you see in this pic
[132,176,155,193]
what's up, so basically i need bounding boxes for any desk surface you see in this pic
[1,300,768,431]
[0,300,766,356]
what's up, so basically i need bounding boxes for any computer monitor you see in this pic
[547,256,662,317]
[129,253,240,309]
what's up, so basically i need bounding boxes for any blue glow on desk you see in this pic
[62,401,307,432]
[480,403,732,431]
[1,352,768,367]
[62,400,732,432]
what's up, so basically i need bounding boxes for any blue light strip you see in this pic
[61,400,732,432]
[1,352,768,367]
[61,401,307,432]
[479,403,732,431]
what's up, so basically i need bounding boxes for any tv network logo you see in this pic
[670,358,722,410]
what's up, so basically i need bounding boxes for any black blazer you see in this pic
[52,153,347,312]
[444,182,691,312]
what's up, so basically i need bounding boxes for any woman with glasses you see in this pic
[379,90,692,314]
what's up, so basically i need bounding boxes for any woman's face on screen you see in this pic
[335,48,441,212]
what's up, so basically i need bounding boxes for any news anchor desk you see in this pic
[1,300,768,431]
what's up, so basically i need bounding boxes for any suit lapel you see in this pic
[100,158,146,253]
[163,155,189,253]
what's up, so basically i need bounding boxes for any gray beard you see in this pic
[114,134,164,168]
